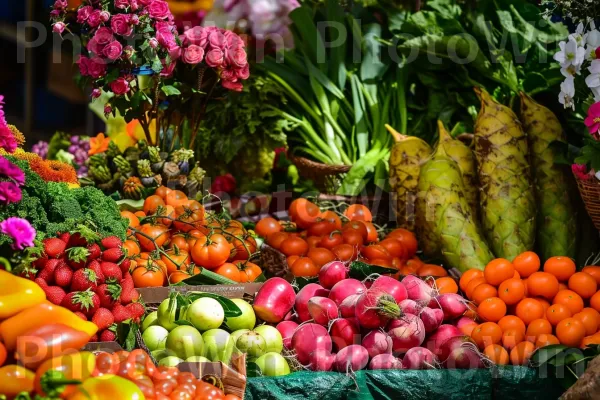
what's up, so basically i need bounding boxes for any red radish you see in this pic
[402,275,434,304]
[307,349,336,372]
[283,311,296,321]
[318,261,348,289]
[291,323,332,365]
[425,325,463,355]
[329,279,366,306]
[308,297,339,325]
[295,283,329,322]
[334,345,369,372]
[399,299,421,315]
[387,313,425,354]
[438,336,484,369]
[339,294,360,318]
[435,294,468,321]
[371,276,408,304]
[362,330,393,358]
[402,347,436,370]
[253,278,296,323]
[276,321,299,350]
[330,318,360,351]
[419,307,443,333]
[355,288,402,329]
[368,354,403,370]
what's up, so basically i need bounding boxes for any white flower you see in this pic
[559,76,576,110]
[570,22,588,47]
[554,37,586,68]
[587,29,600,48]
[595,170,600,181]
[561,64,581,77]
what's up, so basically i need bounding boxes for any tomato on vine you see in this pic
[174,202,205,232]
[136,223,170,251]
[191,233,231,269]
[235,261,262,282]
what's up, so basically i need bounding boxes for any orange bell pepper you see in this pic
[34,351,96,398]
[0,302,98,351]
[0,364,35,397]
[0,269,46,320]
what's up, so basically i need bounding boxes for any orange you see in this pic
[498,278,526,305]
[591,291,600,313]
[515,298,544,325]
[465,277,487,299]
[435,277,458,294]
[527,272,559,300]
[471,322,503,350]
[556,318,586,347]
[501,328,525,351]
[546,304,572,326]
[460,269,484,292]
[535,334,560,348]
[580,334,600,348]
[510,341,535,365]
[568,272,598,299]
[553,290,585,315]
[478,297,507,322]
[483,344,509,365]
[582,266,600,285]
[573,308,600,336]
[536,297,551,317]
[513,251,540,278]
[484,259,515,286]
[472,283,498,305]
[558,282,569,291]
[543,256,576,281]
[498,316,526,335]
[526,319,552,342]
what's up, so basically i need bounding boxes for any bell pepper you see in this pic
[16,324,93,370]
[34,351,96,398]
[65,375,145,400]
[0,270,45,320]
[0,365,35,398]
[0,303,97,351]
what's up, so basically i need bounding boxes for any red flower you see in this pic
[211,174,236,195]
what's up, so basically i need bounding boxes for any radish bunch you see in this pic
[267,269,485,373]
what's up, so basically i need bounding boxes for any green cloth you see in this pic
[245,367,564,400]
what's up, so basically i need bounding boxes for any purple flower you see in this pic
[0,217,36,250]
[110,78,130,95]
[115,0,129,9]
[103,40,123,60]
[147,0,171,20]
[111,14,133,36]
[87,10,103,28]
[205,48,224,67]
[52,22,66,35]
[94,27,114,45]
[31,141,49,159]
[182,45,205,65]
[0,157,25,186]
[0,181,22,204]
[77,6,93,23]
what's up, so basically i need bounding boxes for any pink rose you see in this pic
[103,40,123,60]
[130,0,139,10]
[205,48,224,67]
[94,27,114,45]
[237,64,250,80]
[138,0,152,5]
[87,10,102,28]
[130,14,140,25]
[149,38,159,48]
[156,27,176,49]
[91,89,101,99]
[52,22,66,35]
[148,0,170,20]
[104,105,113,115]
[111,14,133,36]
[88,58,107,79]
[182,45,205,65]
[208,30,226,49]
[100,11,110,22]
[222,80,243,92]
[77,55,90,76]
[114,0,129,9]
[228,48,247,68]
[160,61,175,77]
[77,6,93,23]
[224,31,244,49]
[220,67,237,82]
[110,77,130,95]
[168,45,182,60]
[184,26,208,48]
[87,37,106,56]
[54,0,67,9]
[50,9,61,17]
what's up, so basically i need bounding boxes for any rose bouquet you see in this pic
[49,0,250,147]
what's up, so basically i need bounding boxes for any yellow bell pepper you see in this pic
[0,302,98,351]
[66,375,145,400]
[0,270,46,320]
[0,364,35,397]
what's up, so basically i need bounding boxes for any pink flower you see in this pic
[54,0,67,9]
[222,80,243,92]
[130,0,139,10]
[585,102,600,139]
[0,181,21,204]
[168,45,182,60]
[88,58,107,79]
[205,48,224,67]
[94,27,114,45]
[0,157,25,186]
[184,27,208,48]
[103,40,123,60]
[147,0,171,20]
[228,48,247,68]
[237,64,250,80]
[0,217,36,250]
[87,37,106,57]
[104,105,113,115]
[220,66,237,82]
[138,0,152,5]
[77,55,90,76]
[111,14,133,36]
[0,110,17,154]
[156,27,176,49]
[50,10,61,18]
[52,22,66,35]
[114,0,129,9]
[87,10,103,28]
[77,6,93,23]
[130,14,140,25]
[149,38,159,49]
[572,164,592,181]
[210,174,236,194]
[160,61,175,77]
[208,30,226,49]
[182,45,205,65]
[110,77,130,95]
[224,31,244,49]
[100,11,111,22]
[91,89,102,99]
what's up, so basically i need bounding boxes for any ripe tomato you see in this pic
[235,261,262,283]
[132,263,166,287]
[308,221,337,237]
[319,232,343,249]
[307,247,336,268]
[343,204,373,222]
[157,205,175,227]
[169,271,192,284]
[364,222,378,243]
[165,190,189,208]
[161,249,191,275]
[361,245,391,261]
[174,203,205,233]
[143,195,166,216]
[191,233,231,269]
[289,198,321,229]
[255,217,282,238]
[136,224,170,252]
[266,232,288,250]
[195,380,224,400]
[123,240,141,258]
[186,230,206,249]
[342,230,364,247]
[121,211,140,229]
[279,236,309,257]
[155,186,172,200]
[378,238,406,259]
[169,235,190,252]
[386,229,418,259]
[320,211,342,229]
[343,221,368,241]
[228,234,257,262]
[306,236,321,249]
[332,244,358,262]
[290,257,319,277]
[214,263,242,282]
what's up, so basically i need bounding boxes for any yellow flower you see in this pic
[67,182,80,189]
[89,133,111,156]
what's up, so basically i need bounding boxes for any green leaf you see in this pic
[253,273,267,283]
[185,292,242,318]
[116,320,139,351]
[293,276,319,290]
[289,6,326,71]
[306,61,345,100]
[531,345,568,366]
[180,268,238,285]
[325,0,347,89]
[162,85,181,96]
[338,148,387,195]
[348,260,397,280]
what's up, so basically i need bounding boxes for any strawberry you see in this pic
[99,328,116,342]
[19,266,38,280]
[102,248,124,263]
[68,232,89,248]
[70,268,99,292]
[87,260,105,284]
[87,243,101,260]
[111,303,131,323]
[61,289,100,317]
[100,262,122,282]
[92,307,115,331]
[37,268,55,285]
[125,302,145,322]
[66,247,90,270]
[33,255,49,268]
[58,232,71,244]
[54,265,73,287]
[119,258,131,275]
[96,283,122,308]
[34,277,48,288]
[101,236,123,250]
[119,273,136,304]
[90,334,99,342]
[43,238,67,258]
[43,286,66,305]
[74,311,87,321]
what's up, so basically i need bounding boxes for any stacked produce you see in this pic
[461,253,600,365]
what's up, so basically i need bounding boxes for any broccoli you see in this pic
[71,186,128,240]
[45,182,85,222]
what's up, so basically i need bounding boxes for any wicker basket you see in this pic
[290,155,351,194]
[574,173,600,230]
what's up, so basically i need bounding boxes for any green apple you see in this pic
[254,325,283,354]
[142,311,159,331]
[186,297,224,331]
[142,325,169,351]
[158,356,183,367]
[202,329,233,362]
[235,331,266,359]
[226,299,256,331]
[157,298,178,331]
[255,352,290,377]
[166,325,204,359]
[185,356,211,363]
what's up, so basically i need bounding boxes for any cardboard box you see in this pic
[137,283,264,305]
